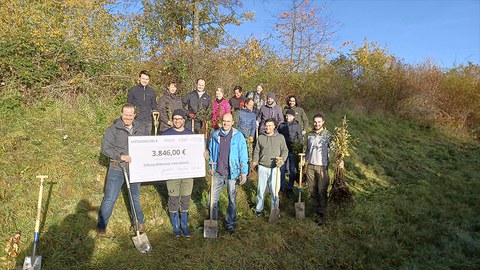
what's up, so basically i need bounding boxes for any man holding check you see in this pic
[162,109,194,237]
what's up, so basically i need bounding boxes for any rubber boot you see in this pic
[180,211,191,237]
[169,212,181,237]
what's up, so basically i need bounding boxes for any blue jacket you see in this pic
[237,108,257,139]
[209,128,249,179]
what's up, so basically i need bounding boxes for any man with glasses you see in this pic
[162,109,194,237]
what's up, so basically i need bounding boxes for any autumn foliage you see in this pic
[0,1,478,137]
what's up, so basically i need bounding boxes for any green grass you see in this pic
[1,96,479,269]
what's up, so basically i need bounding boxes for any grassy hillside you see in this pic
[1,96,479,269]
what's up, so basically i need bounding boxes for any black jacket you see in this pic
[127,84,157,123]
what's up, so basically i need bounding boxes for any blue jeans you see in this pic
[256,165,279,213]
[98,165,144,230]
[281,152,298,190]
[209,172,237,230]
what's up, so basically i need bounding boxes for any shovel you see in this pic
[204,162,218,238]
[23,175,47,270]
[191,119,195,133]
[269,158,281,223]
[295,153,306,219]
[152,112,160,135]
[121,165,152,254]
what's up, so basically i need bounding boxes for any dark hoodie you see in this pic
[257,101,284,133]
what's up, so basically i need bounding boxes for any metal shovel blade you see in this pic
[132,232,152,254]
[23,255,42,270]
[203,219,218,238]
[269,200,280,223]
[295,202,305,219]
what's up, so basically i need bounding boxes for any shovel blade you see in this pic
[295,202,305,219]
[269,207,280,223]
[203,219,218,238]
[132,233,152,254]
[23,255,42,270]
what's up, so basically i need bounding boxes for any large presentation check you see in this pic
[128,134,206,183]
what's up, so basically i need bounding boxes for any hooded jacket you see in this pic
[257,102,284,133]
[101,118,148,169]
[252,131,288,168]
[209,128,249,179]
[158,89,183,132]
[127,84,157,123]
[278,119,303,151]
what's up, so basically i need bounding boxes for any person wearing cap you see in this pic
[278,109,303,197]
[162,109,194,237]
[208,113,249,234]
[127,70,158,134]
[256,92,284,133]
[251,118,289,217]
[283,95,309,135]
[182,78,212,133]
[158,81,183,134]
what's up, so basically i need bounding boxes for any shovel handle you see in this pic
[34,176,47,233]
[298,153,305,187]
[152,112,160,135]
[208,162,216,219]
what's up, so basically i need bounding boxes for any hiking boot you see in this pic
[254,211,263,217]
[227,227,235,235]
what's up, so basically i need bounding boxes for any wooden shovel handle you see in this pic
[34,175,48,233]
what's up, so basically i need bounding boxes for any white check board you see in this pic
[128,134,206,183]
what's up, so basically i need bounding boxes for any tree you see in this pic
[274,0,337,72]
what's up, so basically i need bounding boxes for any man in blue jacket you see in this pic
[127,70,158,134]
[208,113,249,234]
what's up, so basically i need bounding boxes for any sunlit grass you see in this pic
[1,98,479,269]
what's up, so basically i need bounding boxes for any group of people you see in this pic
[97,70,334,238]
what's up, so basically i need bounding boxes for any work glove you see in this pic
[239,174,247,185]
[248,136,254,143]
[188,113,196,119]
[276,157,284,168]
[302,130,306,136]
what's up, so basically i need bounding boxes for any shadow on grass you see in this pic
[18,198,98,269]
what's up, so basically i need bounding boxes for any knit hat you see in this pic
[285,109,295,117]
[267,92,276,100]
[172,109,186,119]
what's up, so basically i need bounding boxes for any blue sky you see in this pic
[226,0,480,68]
